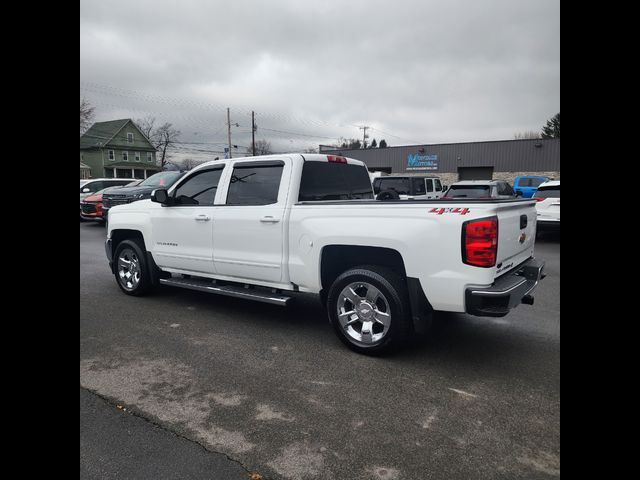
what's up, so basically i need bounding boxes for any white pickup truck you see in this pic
[105,154,545,354]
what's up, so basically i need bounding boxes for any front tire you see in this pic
[327,266,411,355]
[114,239,153,296]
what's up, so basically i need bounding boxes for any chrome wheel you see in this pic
[117,248,141,291]
[337,282,391,345]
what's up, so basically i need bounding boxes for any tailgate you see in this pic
[494,201,537,276]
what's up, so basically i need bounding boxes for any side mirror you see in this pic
[82,187,91,193]
[515,191,523,197]
[441,185,447,191]
[151,188,171,204]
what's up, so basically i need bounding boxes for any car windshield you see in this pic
[445,185,491,198]
[139,171,183,187]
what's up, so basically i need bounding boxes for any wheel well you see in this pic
[111,229,146,252]
[320,245,407,291]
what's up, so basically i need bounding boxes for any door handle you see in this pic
[195,214,211,221]
[260,216,280,223]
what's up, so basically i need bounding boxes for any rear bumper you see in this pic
[465,258,545,317]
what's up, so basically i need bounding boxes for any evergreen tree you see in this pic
[541,113,560,139]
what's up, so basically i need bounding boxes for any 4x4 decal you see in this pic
[429,207,470,215]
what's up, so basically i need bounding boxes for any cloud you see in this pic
[80,0,559,158]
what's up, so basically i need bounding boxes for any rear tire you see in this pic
[326,265,411,355]
[376,189,400,201]
[113,239,153,296]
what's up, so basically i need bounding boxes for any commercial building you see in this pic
[319,138,560,185]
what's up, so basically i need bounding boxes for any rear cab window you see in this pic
[299,161,374,201]
[412,178,426,195]
[374,177,410,195]
[445,185,491,198]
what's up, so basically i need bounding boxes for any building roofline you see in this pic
[320,137,559,152]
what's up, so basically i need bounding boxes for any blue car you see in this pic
[513,175,550,198]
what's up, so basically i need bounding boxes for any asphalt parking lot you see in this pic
[80,221,560,480]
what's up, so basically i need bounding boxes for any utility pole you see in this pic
[252,111,256,156]
[359,125,370,149]
[227,107,232,159]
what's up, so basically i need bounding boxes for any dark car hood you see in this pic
[102,185,158,197]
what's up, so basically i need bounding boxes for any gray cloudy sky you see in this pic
[80,0,559,160]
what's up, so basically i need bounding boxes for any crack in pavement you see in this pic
[80,385,262,479]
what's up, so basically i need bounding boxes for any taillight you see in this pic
[327,155,347,163]
[462,216,498,267]
[532,197,544,202]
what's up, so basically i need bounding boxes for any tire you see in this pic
[326,265,411,355]
[376,189,400,201]
[113,239,153,296]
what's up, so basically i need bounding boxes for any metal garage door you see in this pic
[458,167,494,180]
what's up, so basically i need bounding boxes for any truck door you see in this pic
[149,166,226,274]
[425,179,435,199]
[212,159,289,283]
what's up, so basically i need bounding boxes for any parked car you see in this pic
[513,175,551,198]
[105,153,544,355]
[80,178,139,221]
[80,189,107,222]
[80,178,135,201]
[443,180,517,199]
[372,175,445,200]
[533,180,560,228]
[102,171,186,219]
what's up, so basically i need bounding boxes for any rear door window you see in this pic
[226,161,284,205]
[530,178,547,187]
[498,182,515,196]
[426,179,434,192]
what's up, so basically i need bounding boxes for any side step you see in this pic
[159,277,293,306]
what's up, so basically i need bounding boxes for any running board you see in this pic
[159,277,293,306]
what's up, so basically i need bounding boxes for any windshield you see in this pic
[535,186,560,199]
[139,171,183,187]
[445,185,491,198]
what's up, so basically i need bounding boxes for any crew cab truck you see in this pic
[105,154,545,355]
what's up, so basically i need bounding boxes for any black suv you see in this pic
[102,171,186,217]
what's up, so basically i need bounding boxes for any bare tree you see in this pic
[180,157,206,170]
[133,117,181,169]
[253,139,273,155]
[80,97,95,134]
[514,131,542,139]
[134,116,157,142]
[155,123,181,169]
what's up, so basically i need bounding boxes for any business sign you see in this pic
[407,153,438,170]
